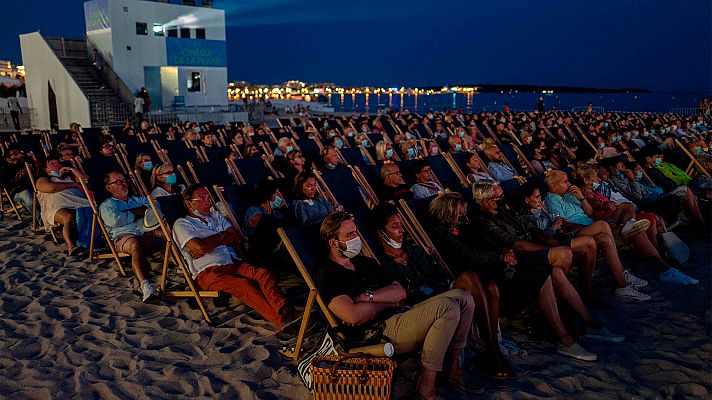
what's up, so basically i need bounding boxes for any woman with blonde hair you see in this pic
[375,140,395,162]
[150,162,184,198]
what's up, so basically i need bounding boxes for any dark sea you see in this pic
[324,91,711,114]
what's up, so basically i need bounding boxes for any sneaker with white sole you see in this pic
[623,269,648,288]
[615,284,651,301]
[659,268,699,285]
[556,342,597,361]
[584,326,625,343]
[141,280,159,302]
[620,219,650,237]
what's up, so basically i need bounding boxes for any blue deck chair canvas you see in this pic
[320,168,369,214]
[233,157,271,185]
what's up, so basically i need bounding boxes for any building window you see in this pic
[153,23,164,36]
[187,72,201,92]
[136,22,148,36]
[195,28,206,39]
[180,27,191,38]
[166,27,178,37]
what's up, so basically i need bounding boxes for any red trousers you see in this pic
[196,262,286,327]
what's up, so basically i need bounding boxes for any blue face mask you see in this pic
[407,148,416,158]
[695,147,702,155]
[335,139,343,148]
[385,149,394,158]
[327,162,336,169]
[165,173,177,185]
[361,140,369,147]
[604,122,609,128]
[592,181,600,190]
[49,170,61,178]
[654,158,662,167]
[625,133,631,139]
[615,171,624,177]
[193,209,207,219]
[270,195,283,209]
[635,171,643,179]
[611,137,618,143]
[286,145,294,153]
[458,131,465,137]
[195,127,202,133]
[454,143,462,152]
[599,143,605,149]
[142,161,153,171]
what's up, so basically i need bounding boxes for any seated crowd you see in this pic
[1,107,709,400]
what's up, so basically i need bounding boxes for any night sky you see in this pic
[3,0,710,92]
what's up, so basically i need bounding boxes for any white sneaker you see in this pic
[623,269,648,288]
[659,268,699,285]
[142,280,159,302]
[615,284,651,301]
[621,219,650,237]
[556,342,597,361]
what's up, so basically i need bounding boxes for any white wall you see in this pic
[178,67,227,106]
[98,0,226,104]
[19,32,91,130]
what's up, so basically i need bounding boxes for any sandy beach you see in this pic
[0,214,709,399]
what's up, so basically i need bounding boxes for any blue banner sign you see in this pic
[166,38,226,67]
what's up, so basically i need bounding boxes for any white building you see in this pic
[84,0,228,108]
[20,0,229,129]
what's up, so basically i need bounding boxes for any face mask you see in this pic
[643,131,650,137]
[695,147,702,155]
[49,170,61,178]
[270,195,283,209]
[380,231,402,249]
[361,140,369,147]
[285,145,294,153]
[329,132,337,138]
[338,236,362,258]
[604,122,609,128]
[193,209,207,219]
[327,162,336,169]
[634,132,639,137]
[195,127,202,133]
[142,161,153,171]
[592,181,600,190]
[454,143,462,152]
[385,149,394,158]
[654,158,662,167]
[635,171,643,179]
[615,171,624,177]
[458,131,465,137]
[165,173,177,185]
[599,143,605,149]
[611,137,618,143]
[323,122,329,128]
[407,148,416,158]
[335,139,343,148]
[625,133,631,139]
[651,129,656,135]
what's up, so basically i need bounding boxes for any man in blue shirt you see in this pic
[100,171,166,301]
[483,145,521,183]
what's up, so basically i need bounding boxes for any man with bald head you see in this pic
[100,171,165,302]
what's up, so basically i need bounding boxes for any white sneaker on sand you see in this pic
[623,269,648,288]
[659,268,699,285]
[556,342,597,361]
[615,284,651,301]
[142,280,159,302]
[621,219,650,237]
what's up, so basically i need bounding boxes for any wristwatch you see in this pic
[365,291,374,302]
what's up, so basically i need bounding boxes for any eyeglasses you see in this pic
[419,168,432,174]
[386,170,402,177]
[107,179,127,186]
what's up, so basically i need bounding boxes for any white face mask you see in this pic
[338,236,362,258]
[592,181,601,190]
[379,231,402,249]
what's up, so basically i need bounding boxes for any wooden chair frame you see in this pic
[25,162,60,241]
[675,138,710,177]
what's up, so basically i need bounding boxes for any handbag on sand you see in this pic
[310,354,397,400]
[660,231,689,264]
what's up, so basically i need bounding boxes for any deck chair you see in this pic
[397,197,453,275]
[277,223,380,361]
[675,139,710,177]
[146,193,218,323]
[76,175,130,276]
[25,162,59,242]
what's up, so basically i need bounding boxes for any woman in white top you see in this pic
[36,154,91,255]
[150,162,185,198]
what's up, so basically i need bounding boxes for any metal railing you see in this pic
[0,107,35,131]
[90,102,250,126]
[45,37,87,59]
[669,107,711,116]
[571,106,605,113]
[86,39,135,105]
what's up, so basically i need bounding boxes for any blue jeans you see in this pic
[13,189,39,223]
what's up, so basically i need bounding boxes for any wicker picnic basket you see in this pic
[310,354,397,400]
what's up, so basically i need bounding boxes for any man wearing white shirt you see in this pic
[172,184,300,330]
